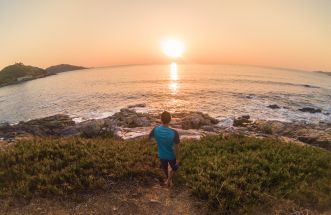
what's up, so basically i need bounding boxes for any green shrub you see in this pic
[179,135,331,213]
[0,137,160,198]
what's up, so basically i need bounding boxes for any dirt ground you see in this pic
[1,180,330,215]
[0,181,210,215]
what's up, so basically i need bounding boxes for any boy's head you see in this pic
[161,111,171,124]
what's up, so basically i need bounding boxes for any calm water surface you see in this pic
[0,64,330,125]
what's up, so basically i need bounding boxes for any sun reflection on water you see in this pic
[170,62,178,81]
[169,62,178,95]
[169,82,178,95]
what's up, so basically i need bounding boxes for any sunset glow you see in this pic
[162,38,185,58]
[0,1,330,71]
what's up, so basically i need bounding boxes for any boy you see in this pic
[149,111,180,187]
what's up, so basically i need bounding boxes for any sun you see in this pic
[161,38,185,58]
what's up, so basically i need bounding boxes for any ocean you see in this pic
[0,64,330,125]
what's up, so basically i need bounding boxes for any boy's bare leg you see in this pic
[168,167,174,187]
[163,165,169,186]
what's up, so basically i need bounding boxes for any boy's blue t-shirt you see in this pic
[149,125,180,160]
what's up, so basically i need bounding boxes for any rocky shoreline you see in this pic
[1,104,330,150]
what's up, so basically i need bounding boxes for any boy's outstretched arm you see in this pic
[147,127,155,144]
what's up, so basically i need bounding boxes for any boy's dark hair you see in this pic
[161,111,171,124]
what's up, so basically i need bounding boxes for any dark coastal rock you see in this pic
[252,120,287,135]
[298,107,322,113]
[0,114,114,139]
[76,118,113,137]
[303,84,319,88]
[111,108,152,128]
[60,126,80,136]
[77,119,103,137]
[0,123,15,139]
[233,115,252,127]
[201,125,216,132]
[244,119,331,150]
[18,114,75,136]
[295,128,331,150]
[267,104,280,109]
[171,112,188,119]
[128,103,146,108]
[181,112,219,129]
[126,116,150,128]
[0,122,10,127]
[0,114,75,138]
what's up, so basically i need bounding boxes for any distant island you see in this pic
[0,63,49,87]
[0,63,87,87]
[314,70,331,76]
[46,64,87,74]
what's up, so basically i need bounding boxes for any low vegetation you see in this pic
[0,137,160,199]
[0,63,48,86]
[0,135,330,214]
[180,135,331,213]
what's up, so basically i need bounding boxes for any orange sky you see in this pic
[0,0,330,71]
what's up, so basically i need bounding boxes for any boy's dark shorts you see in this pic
[160,159,179,171]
